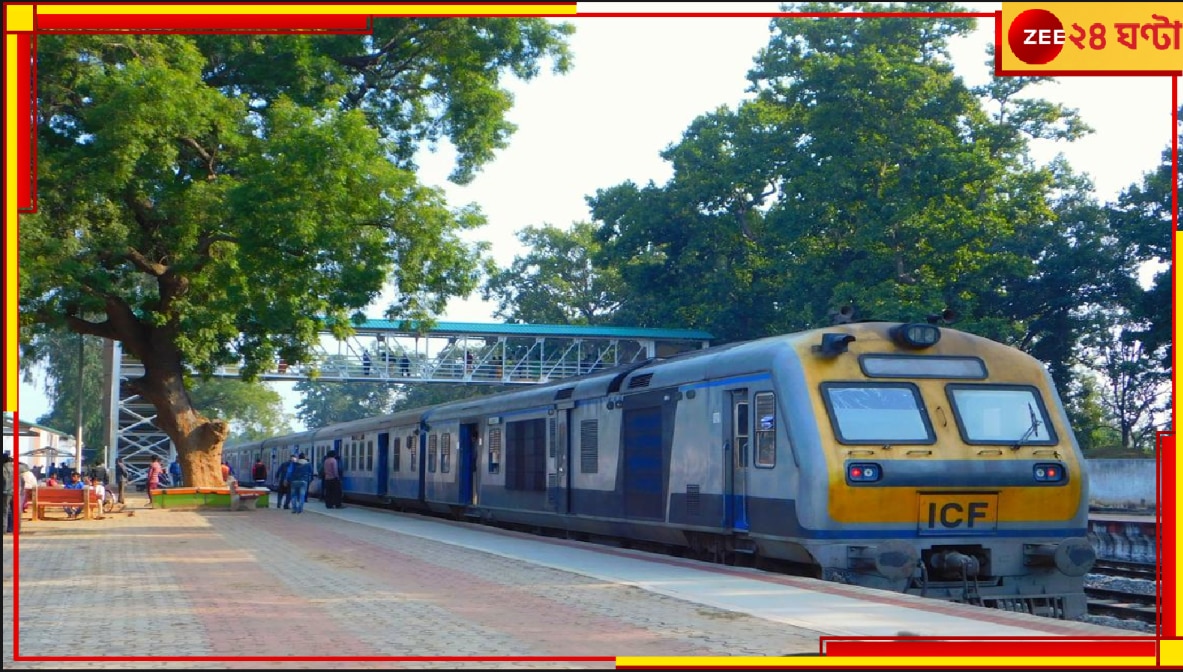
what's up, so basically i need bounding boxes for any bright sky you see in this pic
[18,2,1180,427]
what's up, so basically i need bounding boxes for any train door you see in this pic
[724,389,750,532]
[458,422,478,505]
[549,407,572,514]
[376,432,390,498]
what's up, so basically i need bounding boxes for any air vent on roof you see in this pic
[554,387,574,401]
[627,373,653,389]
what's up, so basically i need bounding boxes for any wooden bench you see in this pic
[31,488,101,520]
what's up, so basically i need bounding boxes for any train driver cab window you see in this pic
[946,384,1058,445]
[821,383,935,444]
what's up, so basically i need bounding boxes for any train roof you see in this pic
[249,321,1035,443]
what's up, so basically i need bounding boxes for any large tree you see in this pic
[19,23,572,486]
[590,4,1097,345]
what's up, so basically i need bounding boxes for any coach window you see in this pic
[821,382,935,444]
[428,434,438,473]
[409,434,418,472]
[488,427,502,474]
[392,437,401,472]
[368,439,374,471]
[441,433,452,473]
[754,392,777,468]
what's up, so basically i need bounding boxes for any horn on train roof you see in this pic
[829,305,856,325]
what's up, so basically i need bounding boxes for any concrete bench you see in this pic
[147,485,270,510]
[31,488,101,520]
[228,480,265,511]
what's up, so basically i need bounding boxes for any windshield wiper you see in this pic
[1012,403,1042,450]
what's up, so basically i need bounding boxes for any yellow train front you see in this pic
[783,321,1094,619]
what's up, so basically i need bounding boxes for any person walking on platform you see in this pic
[115,456,129,505]
[275,454,296,509]
[146,456,163,508]
[322,450,343,509]
[288,454,313,514]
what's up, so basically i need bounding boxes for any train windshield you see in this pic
[946,385,1058,445]
[821,383,934,444]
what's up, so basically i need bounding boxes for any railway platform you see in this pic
[3,495,1152,669]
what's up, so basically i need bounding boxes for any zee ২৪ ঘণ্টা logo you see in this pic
[1008,8,1066,65]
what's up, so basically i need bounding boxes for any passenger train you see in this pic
[225,319,1096,619]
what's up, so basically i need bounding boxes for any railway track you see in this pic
[1086,559,1159,627]
[1086,587,1158,626]
[1091,558,1159,581]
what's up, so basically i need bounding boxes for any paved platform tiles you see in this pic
[4,494,1144,669]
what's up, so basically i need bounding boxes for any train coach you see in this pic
[226,319,1096,619]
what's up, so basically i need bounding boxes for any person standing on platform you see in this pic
[1,453,13,534]
[115,456,129,505]
[169,458,182,487]
[288,454,313,514]
[146,456,163,508]
[92,460,109,489]
[322,450,343,509]
[19,463,37,522]
[274,454,296,509]
[251,457,267,488]
[220,460,231,483]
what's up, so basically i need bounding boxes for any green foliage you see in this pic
[294,357,401,427]
[584,2,1141,378]
[393,383,511,413]
[1107,110,1179,371]
[186,378,293,441]
[21,331,105,458]
[482,222,623,324]
[590,4,1085,343]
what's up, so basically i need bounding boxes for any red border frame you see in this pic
[7,3,1177,666]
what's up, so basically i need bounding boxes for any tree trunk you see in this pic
[131,349,230,489]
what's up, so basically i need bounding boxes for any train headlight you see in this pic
[890,323,941,349]
[847,463,882,483]
[1033,463,1065,482]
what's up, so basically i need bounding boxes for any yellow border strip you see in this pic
[35,4,577,15]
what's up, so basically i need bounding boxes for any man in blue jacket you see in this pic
[274,454,297,509]
[288,454,313,515]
